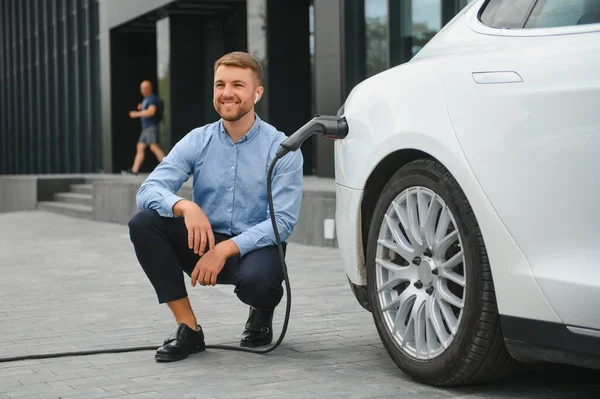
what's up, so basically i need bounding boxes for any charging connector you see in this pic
[277,115,348,157]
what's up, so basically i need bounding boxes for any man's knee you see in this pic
[128,209,160,239]
[235,269,283,310]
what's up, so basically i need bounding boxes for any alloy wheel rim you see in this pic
[375,186,466,360]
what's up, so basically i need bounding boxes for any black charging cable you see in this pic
[0,115,347,364]
[205,147,291,354]
[0,154,289,363]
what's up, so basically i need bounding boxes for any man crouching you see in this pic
[128,51,303,362]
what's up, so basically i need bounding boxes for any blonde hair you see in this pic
[214,51,263,85]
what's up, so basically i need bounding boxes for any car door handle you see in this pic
[472,71,523,84]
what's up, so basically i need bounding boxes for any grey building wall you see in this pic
[101,0,175,29]
[313,0,344,178]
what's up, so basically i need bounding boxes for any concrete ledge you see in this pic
[93,177,193,224]
[93,179,140,224]
[292,180,337,247]
[0,174,338,247]
[38,177,86,202]
[0,176,38,213]
[0,174,99,213]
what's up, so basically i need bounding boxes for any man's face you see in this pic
[213,65,261,122]
[140,82,152,97]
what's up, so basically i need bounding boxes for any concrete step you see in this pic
[70,183,93,195]
[53,192,93,206]
[37,201,94,220]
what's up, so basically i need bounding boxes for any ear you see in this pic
[254,85,264,104]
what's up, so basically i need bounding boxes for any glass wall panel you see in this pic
[365,0,389,78]
[343,0,366,96]
[247,0,269,120]
[342,0,467,102]
[309,1,316,115]
[459,0,472,10]
[156,16,170,151]
[411,0,441,56]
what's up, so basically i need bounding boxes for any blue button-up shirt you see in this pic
[136,115,304,257]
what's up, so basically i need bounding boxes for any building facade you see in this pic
[0,0,471,177]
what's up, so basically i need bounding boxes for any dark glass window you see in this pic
[388,0,442,68]
[365,0,389,78]
[156,17,171,151]
[479,0,537,29]
[411,0,442,56]
[526,0,600,28]
[343,0,470,95]
[246,0,269,120]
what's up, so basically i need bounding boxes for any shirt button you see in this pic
[231,166,234,170]
[229,187,233,191]
[228,209,232,212]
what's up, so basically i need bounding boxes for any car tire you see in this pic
[366,158,516,386]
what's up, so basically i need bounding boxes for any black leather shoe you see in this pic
[240,307,274,347]
[155,323,205,362]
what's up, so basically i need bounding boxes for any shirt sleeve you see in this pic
[136,132,197,217]
[145,96,158,109]
[231,148,304,257]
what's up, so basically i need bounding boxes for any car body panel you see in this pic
[334,46,560,323]
[334,0,600,370]
[441,4,600,330]
[334,183,365,285]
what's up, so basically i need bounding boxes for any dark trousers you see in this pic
[128,209,285,310]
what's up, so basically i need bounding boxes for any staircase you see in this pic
[37,183,94,219]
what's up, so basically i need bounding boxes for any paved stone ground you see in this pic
[0,211,599,399]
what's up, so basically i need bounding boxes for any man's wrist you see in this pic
[216,239,240,259]
[172,199,198,217]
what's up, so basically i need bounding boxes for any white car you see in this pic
[334,0,600,387]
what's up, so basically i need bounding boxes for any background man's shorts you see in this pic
[138,125,159,144]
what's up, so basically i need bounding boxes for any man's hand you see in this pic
[130,105,154,119]
[137,103,142,111]
[173,200,215,255]
[191,248,226,286]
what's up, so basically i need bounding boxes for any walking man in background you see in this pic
[122,80,166,175]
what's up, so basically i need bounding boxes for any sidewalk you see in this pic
[0,211,598,398]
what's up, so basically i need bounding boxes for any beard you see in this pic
[214,98,253,122]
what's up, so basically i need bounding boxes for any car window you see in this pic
[525,0,600,28]
[479,0,537,29]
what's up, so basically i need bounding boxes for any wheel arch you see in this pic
[360,149,434,272]
[361,154,518,385]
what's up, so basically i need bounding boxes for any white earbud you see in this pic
[255,93,259,104]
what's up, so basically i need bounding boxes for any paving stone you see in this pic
[0,377,22,389]
[52,389,129,399]
[111,393,165,399]
[0,211,599,398]
[3,382,76,398]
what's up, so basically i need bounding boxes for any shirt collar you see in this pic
[219,113,262,143]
